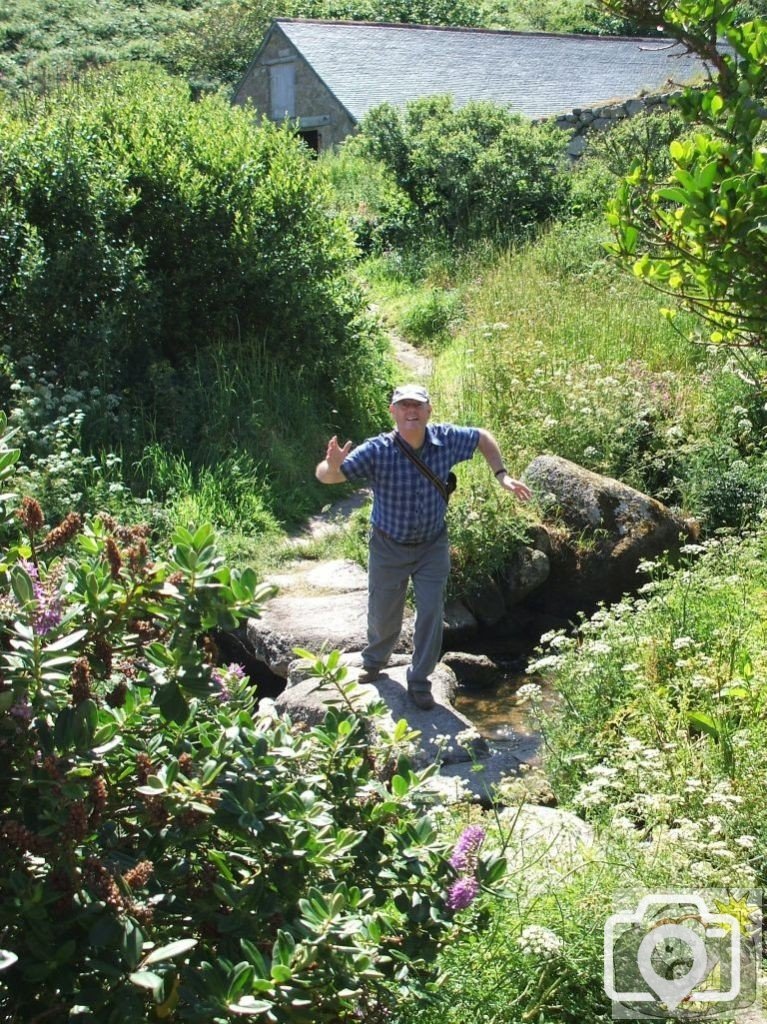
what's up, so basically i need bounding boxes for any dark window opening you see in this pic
[298,129,320,153]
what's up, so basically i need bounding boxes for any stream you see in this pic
[454,669,557,766]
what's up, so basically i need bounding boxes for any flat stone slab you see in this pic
[267,559,369,594]
[274,661,482,769]
[246,559,413,677]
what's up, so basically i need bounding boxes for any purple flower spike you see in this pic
[446,876,480,910]
[211,668,231,703]
[449,824,486,871]
[34,594,62,636]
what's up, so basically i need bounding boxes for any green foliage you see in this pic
[0,66,378,404]
[603,0,767,350]
[288,0,483,25]
[322,144,416,254]
[446,464,534,598]
[0,0,200,97]
[425,218,767,534]
[483,0,652,33]
[0,416,465,1022]
[166,0,276,88]
[399,288,463,349]
[355,96,570,245]
[139,446,282,537]
[529,528,767,890]
[567,108,687,218]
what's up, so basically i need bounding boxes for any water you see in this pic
[454,671,556,766]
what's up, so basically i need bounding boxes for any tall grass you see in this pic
[129,336,374,549]
[428,217,766,518]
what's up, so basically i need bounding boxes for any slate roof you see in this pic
[269,19,711,121]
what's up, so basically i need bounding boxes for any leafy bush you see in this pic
[0,66,381,416]
[0,414,477,1022]
[484,0,654,34]
[567,108,687,219]
[354,96,570,245]
[321,145,416,254]
[399,289,463,349]
[604,0,767,350]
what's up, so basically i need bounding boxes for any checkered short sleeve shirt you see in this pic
[340,423,479,544]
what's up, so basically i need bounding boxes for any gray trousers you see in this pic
[363,526,450,684]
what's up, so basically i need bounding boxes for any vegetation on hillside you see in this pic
[2,0,767,1019]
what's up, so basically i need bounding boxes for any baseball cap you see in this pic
[391,384,430,404]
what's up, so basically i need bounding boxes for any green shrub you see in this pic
[399,288,463,349]
[0,66,376,404]
[567,108,687,219]
[321,144,416,254]
[355,96,570,245]
[0,414,472,1022]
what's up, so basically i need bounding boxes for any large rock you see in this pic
[275,659,488,769]
[245,559,413,677]
[524,454,695,612]
[500,545,551,606]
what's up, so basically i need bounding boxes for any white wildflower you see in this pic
[456,727,481,748]
[735,835,756,849]
[586,640,611,655]
[549,633,574,650]
[516,925,564,959]
[526,655,562,674]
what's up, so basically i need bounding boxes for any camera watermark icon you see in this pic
[604,890,761,1019]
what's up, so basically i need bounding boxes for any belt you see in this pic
[373,525,442,547]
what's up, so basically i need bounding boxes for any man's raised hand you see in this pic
[326,435,352,471]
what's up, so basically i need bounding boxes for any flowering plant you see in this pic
[0,413,460,1022]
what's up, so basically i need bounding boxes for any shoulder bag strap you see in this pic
[391,431,449,502]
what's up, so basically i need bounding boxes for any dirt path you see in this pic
[391,332,433,380]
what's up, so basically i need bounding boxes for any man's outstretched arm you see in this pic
[315,435,352,484]
[476,428,532,501]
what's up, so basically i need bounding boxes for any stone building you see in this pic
[233,18,712,152]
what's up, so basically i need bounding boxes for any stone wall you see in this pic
[551,91,679,158]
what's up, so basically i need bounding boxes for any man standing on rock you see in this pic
[315,384,532,710]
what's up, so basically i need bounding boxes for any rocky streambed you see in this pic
[223,455,695,803]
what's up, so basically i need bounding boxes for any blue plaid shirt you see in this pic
[340,424,479,544]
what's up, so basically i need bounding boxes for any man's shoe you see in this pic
[407,683,435,710]
[358,665,382,684]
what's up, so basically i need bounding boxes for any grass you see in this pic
[425,218,765,519]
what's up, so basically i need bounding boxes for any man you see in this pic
[315,384,532,710]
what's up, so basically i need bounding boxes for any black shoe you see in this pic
[407,683,435,710]
[358,665,382,684]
